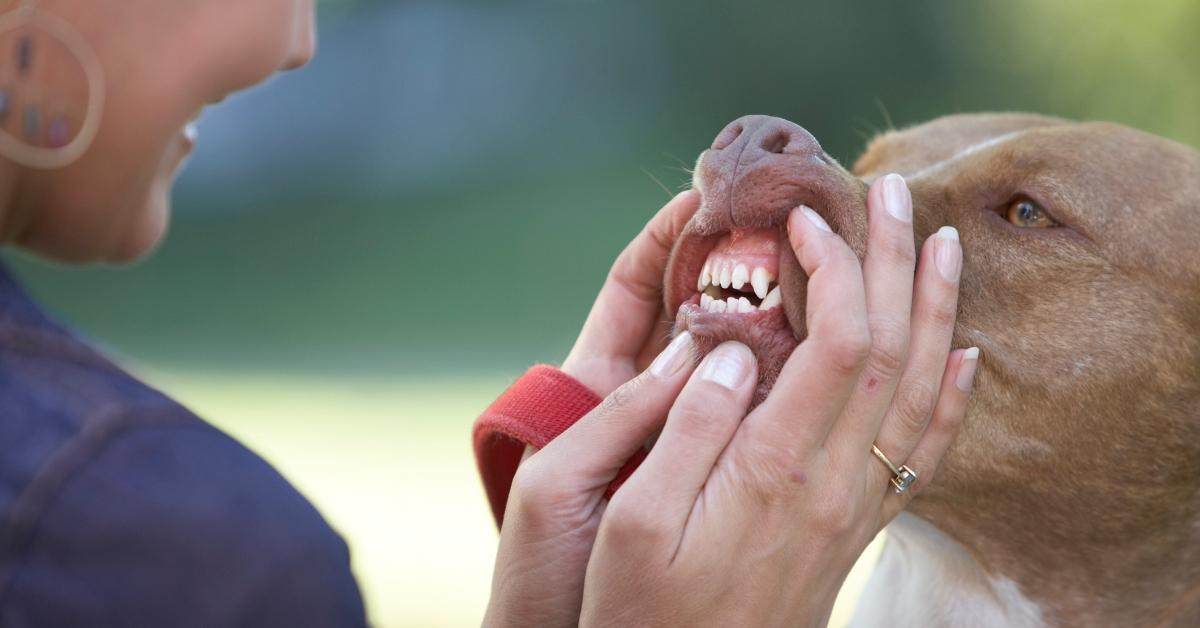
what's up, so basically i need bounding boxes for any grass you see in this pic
[144,367,883,628]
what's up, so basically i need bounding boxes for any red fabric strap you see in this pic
[473,365,645,528]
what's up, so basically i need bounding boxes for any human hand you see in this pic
[482,191,702,628]
[560,190,701,397]
[579,175,975,627]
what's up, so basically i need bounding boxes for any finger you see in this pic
[563,190,701,393]
[618,342,757,528]
[745,205,871,449]
[879,347,978,521]
[830,174,917,451]
[531,332,698,500]
[868,226,962,466]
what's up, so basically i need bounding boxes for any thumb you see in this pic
[533,332,697,495]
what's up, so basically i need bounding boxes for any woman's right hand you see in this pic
[559,190,701,397]
[483,190,702,628]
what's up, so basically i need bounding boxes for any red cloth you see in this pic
[473,365,644,528]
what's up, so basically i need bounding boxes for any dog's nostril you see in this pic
[761,131,788,154]
[712,122,744,150]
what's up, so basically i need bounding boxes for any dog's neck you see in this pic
[850,513,1045,628]
[851,512,1200,627]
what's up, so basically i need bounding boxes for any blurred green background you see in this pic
[4,0,1197,626]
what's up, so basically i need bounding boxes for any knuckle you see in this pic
[892,381,939,437]
[600,498,668,546]
[510,461,565,513]
[594,377,644,418]
[871,231,917,266]
[811,494,857,538]
[938,398,970,432]
[737,443,799,496]
[925,299,959,329]
[826,329,873,376]
[669,399,731,443]
[865,321,910,381]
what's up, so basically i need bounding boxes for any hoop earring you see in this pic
[0,0,104,169]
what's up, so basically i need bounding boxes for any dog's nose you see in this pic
[698,115,851,229]
[711,115,823,160]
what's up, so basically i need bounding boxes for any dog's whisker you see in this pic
[641,167,675,198]
[874,97,896,131]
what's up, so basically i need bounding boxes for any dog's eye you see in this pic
[1006,199,1057,228]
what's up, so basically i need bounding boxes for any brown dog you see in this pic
[663,114,1200,626]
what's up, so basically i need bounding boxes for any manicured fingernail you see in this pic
[699,341,754,390]
[650,331,694,377]
[935,226,961,282]
[882,173,912,222]
[800,205,832,233]
[956,346,980,392]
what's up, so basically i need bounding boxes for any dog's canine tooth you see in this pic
[761,285,781,310]
[737,296,755,313]
[699,261,712,291]
[719,263,732,289]
[751,267,771,299]
[732,263,749,290]
[700,293,713,309]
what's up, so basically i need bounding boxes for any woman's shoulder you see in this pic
[0,266,200,517]
[0,269,367,625]
[0,407,369,625]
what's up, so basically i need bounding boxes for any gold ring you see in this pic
[871,444,918,494]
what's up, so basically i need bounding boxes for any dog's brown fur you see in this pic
[670,113,1200,626]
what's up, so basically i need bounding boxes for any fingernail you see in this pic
[699,341,754,390]
[650,331,694,377]
[935,226,961,282]
[882,173,912,222]
[800,205,833,233]
[956,346,980,392]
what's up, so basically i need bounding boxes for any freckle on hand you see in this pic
[790,471,807,485]
[865,377,880,393]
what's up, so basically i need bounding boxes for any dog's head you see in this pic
[665,113,1200,571]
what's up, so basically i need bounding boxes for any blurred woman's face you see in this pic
[10,0,315,262]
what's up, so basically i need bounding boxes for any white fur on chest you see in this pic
[850,513,1045,628]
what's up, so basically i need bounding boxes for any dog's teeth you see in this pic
[719,263,732,289]
[725,296,738,311]
[731,263,749,290]
[761,285,781,310]
[712,299,727,313]
[698,262,712,291]
[737,296,755,313]
[751,267,772,299]
[700,293,712,309]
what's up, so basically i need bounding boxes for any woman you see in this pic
[0,1,970,626]
[0,1,366,626]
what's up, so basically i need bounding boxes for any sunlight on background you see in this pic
[5,0,1196,625]
[146,372,508,627]
[147,368,884,627]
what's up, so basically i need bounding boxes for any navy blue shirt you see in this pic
[0,265,367,627]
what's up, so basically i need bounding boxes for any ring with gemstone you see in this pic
[871,444,918,494]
